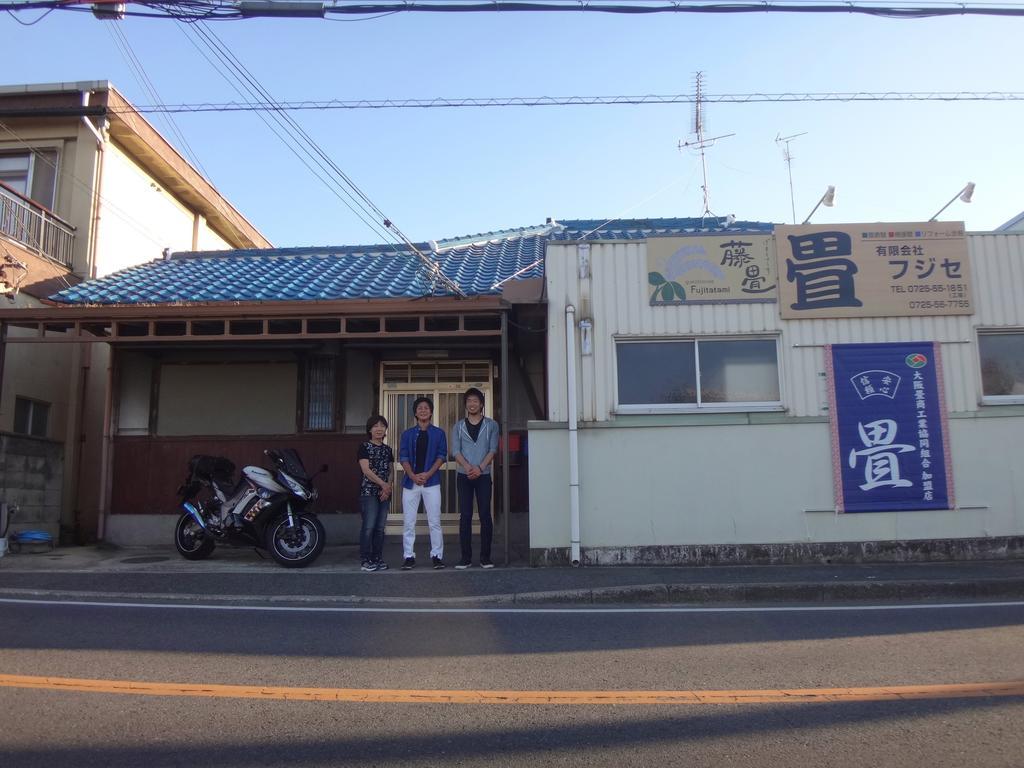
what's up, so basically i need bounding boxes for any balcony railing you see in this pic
[0,180,75,269]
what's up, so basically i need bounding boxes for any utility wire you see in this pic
[171,15,396,244]
[6,1,1024,20]
[100,90,1024,115]
[170,10,464,294]
[0,119,184,260]
[177,15,399,243]
[103,21,213,179]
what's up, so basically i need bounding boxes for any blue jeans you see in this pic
[359,494,389,562]
[457,473,492,563]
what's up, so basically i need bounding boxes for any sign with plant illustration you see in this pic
[646,234,776,305]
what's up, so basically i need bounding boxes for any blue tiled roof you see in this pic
[49,217,775,305]
[549,217,774,240]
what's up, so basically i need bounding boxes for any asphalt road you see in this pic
[1,598,1023,767]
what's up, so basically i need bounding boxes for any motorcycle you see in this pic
[174,449,327,568]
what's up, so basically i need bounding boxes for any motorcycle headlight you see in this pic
[281,473,311,500]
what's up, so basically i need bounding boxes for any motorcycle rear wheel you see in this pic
[266,512,325,568]
[174,512,215,560]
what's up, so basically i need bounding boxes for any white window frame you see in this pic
[0,146,60,209]
[977,329,1024,405]
[613,335,784,414]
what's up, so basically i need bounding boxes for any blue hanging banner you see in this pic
[826,342,954,513]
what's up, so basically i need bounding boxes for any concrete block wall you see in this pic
[0,434,64,539]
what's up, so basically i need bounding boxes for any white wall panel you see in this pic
[971,233,1024,327]
[97,143,197,275]
[529,416,1024,549]
[157,362,297,435]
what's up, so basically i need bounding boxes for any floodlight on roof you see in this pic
[929,182,975,221]
[802,185,836,225]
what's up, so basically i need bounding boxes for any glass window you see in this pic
[616,340,697,406]
[0,153,30,195]
[13,397,50,438]
[979,332,1024,401]
[30,149,58,208]
[0,150,57,208]
[616,337,781,411]
[304,356,336,431]
[698,339,781,404]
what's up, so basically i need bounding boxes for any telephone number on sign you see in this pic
[909,300,971,310]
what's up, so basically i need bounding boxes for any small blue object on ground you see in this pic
[10,530,55,552]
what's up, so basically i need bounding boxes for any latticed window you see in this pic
[305,356,336,431]
[381,361,490,385]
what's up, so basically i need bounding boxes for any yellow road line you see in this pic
[1,674,1023,705]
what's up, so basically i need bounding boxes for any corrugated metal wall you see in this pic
[546,233,1024,421]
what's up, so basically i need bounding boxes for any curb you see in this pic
[2,578,1024,606]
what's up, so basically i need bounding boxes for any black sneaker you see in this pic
[401,557,415,570]
[480,559,495,569]
[455,560,471,570]
[431,556,446,570]
[373,559,389,571]
[360,560,378,572]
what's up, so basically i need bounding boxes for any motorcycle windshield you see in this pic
[273,448,310,482]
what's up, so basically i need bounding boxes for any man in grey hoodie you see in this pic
[451,387,500,569]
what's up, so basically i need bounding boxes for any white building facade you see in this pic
[529,228,1024,565]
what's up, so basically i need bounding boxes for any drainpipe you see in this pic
[70,344,92,543]
[501,309,510,566]
[73,90,107,542]
[81,91,105,278]
[96,349,115,541]
[565,304,581,566]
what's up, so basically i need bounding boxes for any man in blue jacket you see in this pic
[398,397,448,569]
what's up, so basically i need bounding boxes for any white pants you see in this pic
[401,483,443,559]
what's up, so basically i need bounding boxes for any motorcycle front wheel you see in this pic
[266,512,325,568]
[174,512,215,560]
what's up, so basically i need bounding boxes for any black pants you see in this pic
[457,473,493,562]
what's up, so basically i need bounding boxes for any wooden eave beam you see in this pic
[0,296,509,343]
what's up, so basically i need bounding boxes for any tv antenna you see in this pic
[678,71,734,222]
[776,131,807,224]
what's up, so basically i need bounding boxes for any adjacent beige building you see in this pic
[0,81,269,542]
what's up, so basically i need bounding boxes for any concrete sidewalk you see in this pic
[2,542,1024,605]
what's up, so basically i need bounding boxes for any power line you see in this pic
[168,8,465,295]
[103,21,214,179]
[171,14,399,243]
[93,91,1024,115]
[5,1,1024,21]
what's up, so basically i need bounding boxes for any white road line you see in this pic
[1,597,1023,614]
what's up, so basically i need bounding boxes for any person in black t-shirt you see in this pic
[357,414,394,572]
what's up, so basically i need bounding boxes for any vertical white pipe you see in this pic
[565,304,581,566]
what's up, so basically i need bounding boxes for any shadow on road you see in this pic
[1,695,1022,767]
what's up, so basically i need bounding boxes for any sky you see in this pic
[2,3,1022,248]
